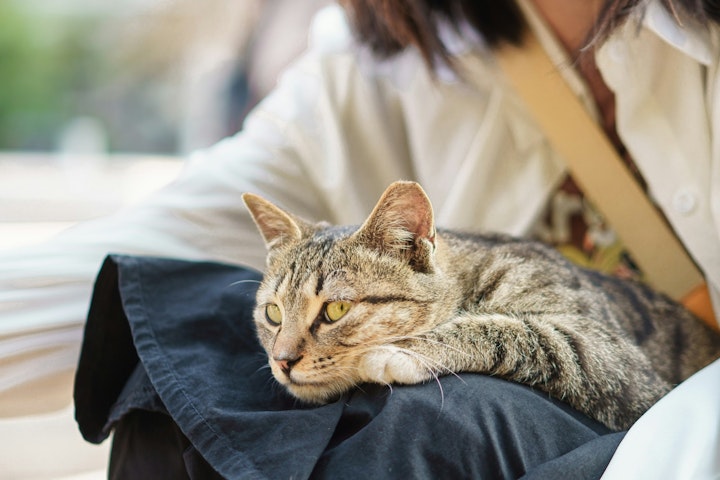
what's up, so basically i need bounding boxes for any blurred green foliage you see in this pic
[0,3,102,150]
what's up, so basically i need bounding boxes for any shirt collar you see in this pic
[445,0,717,66]
[641,0,715,66]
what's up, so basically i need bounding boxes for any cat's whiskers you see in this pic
[392,345,456,378]
[226,279,263,288]
[387,334,473,361]
[294,356,364,393]
[308,363,357,382]
[254,363,272,375]
[342,335,464,380]
[383,344,449,409]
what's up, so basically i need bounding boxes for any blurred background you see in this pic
[0,0,330,478]
[0,0,330,249]
[1,0,332,154]
[2,0,249,250]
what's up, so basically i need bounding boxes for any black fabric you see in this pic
[311,378,624,479]
[521,432,627,479]
[109,409,223,480]
[75,255,624,479]
[74,257,139,442]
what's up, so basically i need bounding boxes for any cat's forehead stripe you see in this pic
[285,232,347,295]
[360,295,427,305]
[315,273,324,296]
[273,271,290,296]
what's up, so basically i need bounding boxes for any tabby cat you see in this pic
[242,181,720,431]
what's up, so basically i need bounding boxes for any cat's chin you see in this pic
[283,380,348,405]
[269,364,358,404]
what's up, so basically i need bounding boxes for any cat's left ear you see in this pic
[355,181,437,273]
[242,193,309,250]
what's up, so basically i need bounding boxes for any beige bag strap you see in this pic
[494,32,704,300]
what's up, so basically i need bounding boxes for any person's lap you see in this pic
[76,255,624,479]
[107,369,623,479]
[312,377,623,479]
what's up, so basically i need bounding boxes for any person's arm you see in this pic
[0,5,373,399]
[600,357,720,479]
[0,83,309,335]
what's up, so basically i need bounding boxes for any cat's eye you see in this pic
[265,304,282,326]
[324,301,352,322]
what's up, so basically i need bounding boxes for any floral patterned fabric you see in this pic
[533,175,642,282]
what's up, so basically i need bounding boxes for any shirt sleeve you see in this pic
[0,8,362,399]
[600,358,720,479]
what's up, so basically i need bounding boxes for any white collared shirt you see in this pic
[596,3,720,304]
[2,2,716,330]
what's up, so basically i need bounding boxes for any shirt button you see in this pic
[672,189,698,215]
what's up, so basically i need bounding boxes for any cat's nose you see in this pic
[275,355,302,375]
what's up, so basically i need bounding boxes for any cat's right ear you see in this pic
[355,181,437,273]
[242,193,305,250]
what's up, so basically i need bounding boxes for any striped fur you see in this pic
[243,182,720,430]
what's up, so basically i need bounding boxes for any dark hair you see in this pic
[338,0,525,68]
[339,0,720,68]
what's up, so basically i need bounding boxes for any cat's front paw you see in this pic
[360,346,433,385]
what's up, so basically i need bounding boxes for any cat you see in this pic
[242,180,720,431]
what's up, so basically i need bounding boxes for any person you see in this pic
[2,0,719,477]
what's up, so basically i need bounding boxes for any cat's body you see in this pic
[243,181,720,431]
